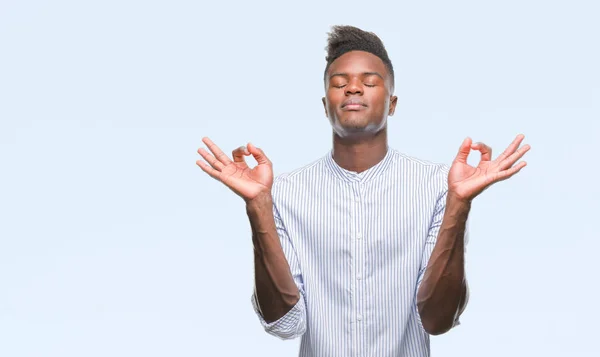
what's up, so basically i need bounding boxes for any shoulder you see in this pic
[271,153,328,199]
[389,148,449,191]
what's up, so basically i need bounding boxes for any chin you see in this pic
[333,120,385,138]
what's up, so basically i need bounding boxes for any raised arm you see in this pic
[417,134,530,335]
[196,138,304,335]
[247,192,301,322]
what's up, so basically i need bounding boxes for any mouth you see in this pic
[341,99,367,111]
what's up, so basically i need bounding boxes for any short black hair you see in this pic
[324,25,394,88]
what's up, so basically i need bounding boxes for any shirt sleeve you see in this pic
[415,189,470,329]
[250,202,307,340]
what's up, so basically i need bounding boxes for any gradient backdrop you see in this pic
[1,1,599,356]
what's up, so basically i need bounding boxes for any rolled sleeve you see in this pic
[251,290,307,340]
[251,199,307,340]
[416,189,470,329]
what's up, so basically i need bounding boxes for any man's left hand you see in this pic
[448,134,531,203]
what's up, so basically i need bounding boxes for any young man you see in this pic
[197,25,529,357]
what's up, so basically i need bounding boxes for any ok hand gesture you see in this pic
[448,134,531,202]
[196,137,273,202]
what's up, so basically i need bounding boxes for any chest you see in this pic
[282,180,436,269]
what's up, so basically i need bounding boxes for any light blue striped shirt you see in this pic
[252,147,468,357]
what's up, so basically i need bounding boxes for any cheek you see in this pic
[326,93,343,112]
[372,93,390,111]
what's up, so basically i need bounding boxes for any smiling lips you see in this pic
[342,99,367,110]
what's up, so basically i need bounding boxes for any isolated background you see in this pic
[1,1,599,356]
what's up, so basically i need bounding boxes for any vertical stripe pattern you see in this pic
[251,147,468,357]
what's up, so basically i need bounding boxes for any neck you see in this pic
[331,129,388,173]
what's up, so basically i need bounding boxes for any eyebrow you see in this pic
[329,72,384,80]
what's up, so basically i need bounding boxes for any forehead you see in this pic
[327,50,389,78]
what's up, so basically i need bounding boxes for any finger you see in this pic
[499,144,531,170]
[496,134,525,162]
[491,161,527,183]
[247,142,271,166]
[202,137,233,165]
[196,159,222,181]
[197,148,224,170]
[232,146,250,164]
[471,142,492,161]
[454,137,473,164]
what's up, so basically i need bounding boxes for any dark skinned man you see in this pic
[197,25,530,357]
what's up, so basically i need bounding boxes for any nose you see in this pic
[345,78,363,96]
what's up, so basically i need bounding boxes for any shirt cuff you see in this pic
[251,291,306,340]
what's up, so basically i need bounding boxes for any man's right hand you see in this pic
[196,137,273,202]
[197,137,300,324]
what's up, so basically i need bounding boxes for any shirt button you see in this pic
[357,274,362,280]
[357,315,363,321]
[356,232,362,239]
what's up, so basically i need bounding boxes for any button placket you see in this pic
[350,182,359,357]
[355,181,365,357]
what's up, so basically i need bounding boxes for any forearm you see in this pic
[247,193,300,323]
[417,192,470,335]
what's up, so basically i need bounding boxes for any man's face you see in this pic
[322,51,398,138]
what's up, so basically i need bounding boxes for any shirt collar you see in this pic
[324,146,396,184]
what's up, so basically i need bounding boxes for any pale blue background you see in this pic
[1,1,599,356]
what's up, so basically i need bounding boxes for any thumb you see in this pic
[247,142,271,166]
[454,137,472,163]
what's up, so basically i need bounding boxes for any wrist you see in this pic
[446,190,472,211]
[246,191,273,214]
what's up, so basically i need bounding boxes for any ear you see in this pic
[322,97,328,117]
[388,95,398,116]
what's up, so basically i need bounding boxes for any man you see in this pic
[196,25,529,357]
